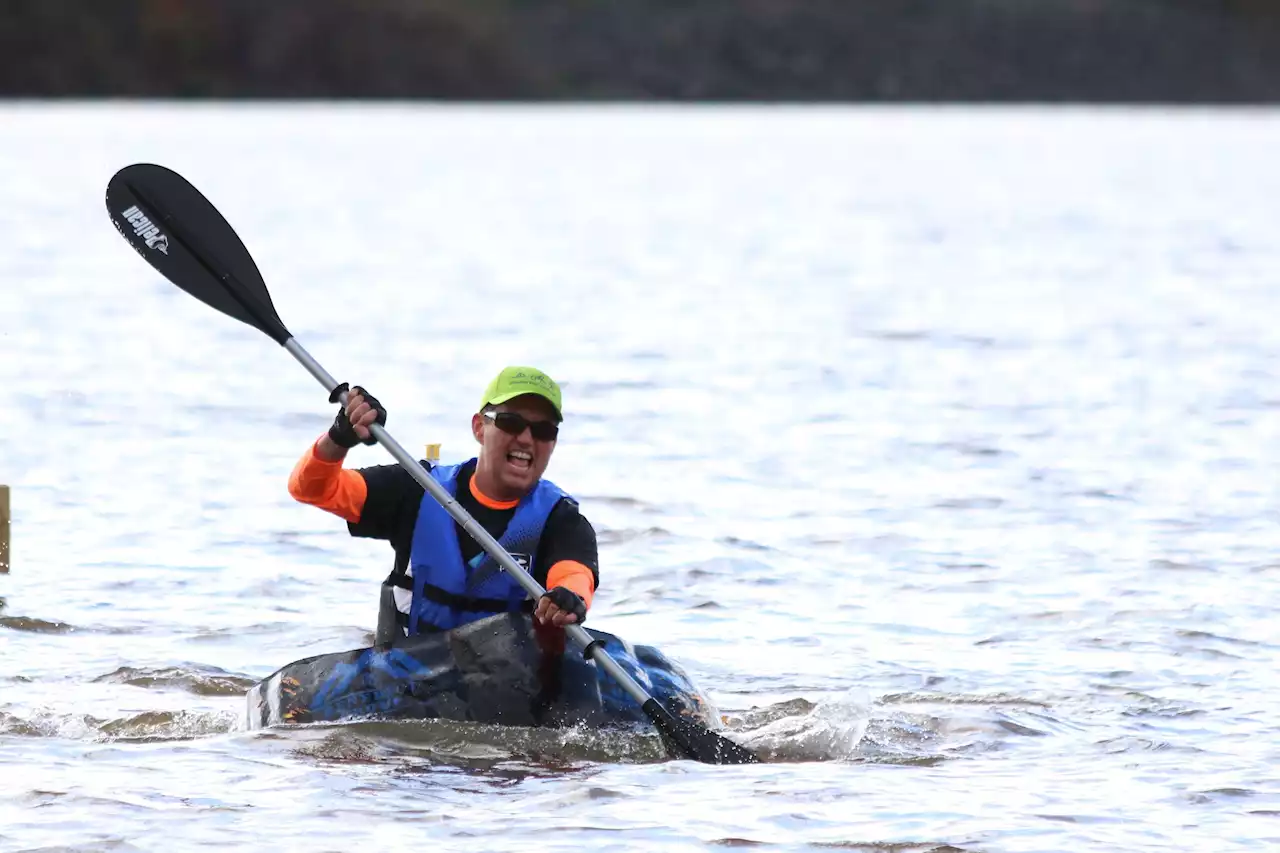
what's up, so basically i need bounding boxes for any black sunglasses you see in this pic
[483,410,560,442]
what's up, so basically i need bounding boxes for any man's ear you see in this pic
[471,412,485,443]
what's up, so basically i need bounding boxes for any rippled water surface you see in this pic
[2,103,1279,852]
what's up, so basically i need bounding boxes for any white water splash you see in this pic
[0,708,239,742]
[735,688,872,762]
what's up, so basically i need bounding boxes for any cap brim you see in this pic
[484,390,563,422]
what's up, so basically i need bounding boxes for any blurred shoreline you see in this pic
[5,0,1279,103]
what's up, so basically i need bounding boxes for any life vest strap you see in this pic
[394,569,529,613]
[420,581,522,614]
[395,597,534,634]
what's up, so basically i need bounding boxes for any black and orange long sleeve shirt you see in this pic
[287,440,598,609]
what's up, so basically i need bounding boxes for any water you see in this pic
[2,102,1279,851]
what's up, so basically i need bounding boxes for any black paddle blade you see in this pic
[643,698,760,765]
[105,163,291,345]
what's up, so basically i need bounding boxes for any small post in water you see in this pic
[0,485,9,573]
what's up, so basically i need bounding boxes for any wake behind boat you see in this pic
[245,613,723,754]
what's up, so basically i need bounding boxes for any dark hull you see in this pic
[245,613,721,739]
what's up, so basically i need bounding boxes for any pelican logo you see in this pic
[120,204,170,254]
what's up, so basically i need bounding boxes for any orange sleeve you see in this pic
[287,438,369,524]
[546,560,595,611]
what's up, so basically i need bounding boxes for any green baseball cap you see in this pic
[479,366,563,422]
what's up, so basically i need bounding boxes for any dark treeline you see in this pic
[3,0,1280,102]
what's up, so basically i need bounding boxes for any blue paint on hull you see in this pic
[245,613,721,749]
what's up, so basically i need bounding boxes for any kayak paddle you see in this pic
[103,162,759,766]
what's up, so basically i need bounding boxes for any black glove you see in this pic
[328,384,387,448]
[539,586,587,624]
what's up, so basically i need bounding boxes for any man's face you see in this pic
[471,394,560,499]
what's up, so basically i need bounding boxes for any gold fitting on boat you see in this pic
[424,443,441,462]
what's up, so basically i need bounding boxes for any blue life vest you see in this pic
[405,461,567,636]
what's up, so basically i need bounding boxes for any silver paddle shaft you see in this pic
[284,338,654,709]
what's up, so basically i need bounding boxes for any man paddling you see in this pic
[288,366,598,643]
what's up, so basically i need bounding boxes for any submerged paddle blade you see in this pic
[106,163,291,345]
[644,698,759,765]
